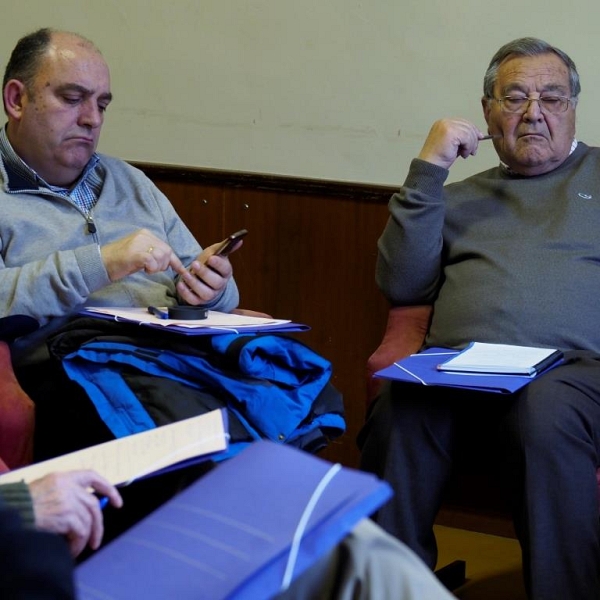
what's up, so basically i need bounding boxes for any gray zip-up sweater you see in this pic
[0,154,239,365]
[377,141,600,353]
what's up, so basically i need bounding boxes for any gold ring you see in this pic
[148,246,154,254]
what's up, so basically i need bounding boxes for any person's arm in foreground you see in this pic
[0,469,122,557]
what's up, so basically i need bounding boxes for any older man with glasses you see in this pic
[359,37,600,600]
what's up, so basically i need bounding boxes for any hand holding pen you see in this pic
[29,470,123,557]
[417,118,501,170]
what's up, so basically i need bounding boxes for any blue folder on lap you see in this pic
[76,441,392,600]
[375,347,561,394]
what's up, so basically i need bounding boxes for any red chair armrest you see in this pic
[366,305,432,404]
[0,341,35,469]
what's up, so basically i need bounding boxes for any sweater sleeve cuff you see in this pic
[0,481,35,527]
[74,243,112,292]
[404,158,449,198]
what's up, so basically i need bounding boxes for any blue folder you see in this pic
[375,347,562,394]
[76,440,392,600]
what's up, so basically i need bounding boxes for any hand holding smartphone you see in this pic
[188,229,248,280]
[213,229,248,257]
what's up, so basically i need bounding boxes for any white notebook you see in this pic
[437,342,563,377]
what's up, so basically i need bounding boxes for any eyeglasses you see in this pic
[494,95,573,114]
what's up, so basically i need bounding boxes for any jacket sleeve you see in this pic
[376,159,448,306]
[0,481,35,527]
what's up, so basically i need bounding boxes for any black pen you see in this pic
[147,306,169,319]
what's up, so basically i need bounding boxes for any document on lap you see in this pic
[436,342,563,376]
[80,306,310,335]
[375,343,564,394]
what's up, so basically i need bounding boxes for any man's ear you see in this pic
[481,96,491,125]
[3,79,27,120]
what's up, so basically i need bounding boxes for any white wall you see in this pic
[1,0,598,185]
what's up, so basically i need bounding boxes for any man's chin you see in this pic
[51,156,95,186]
[505,151,563,176]
[62,151,95,170]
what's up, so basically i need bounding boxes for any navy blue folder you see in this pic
[76,440,392,600]
[375,347,563,394]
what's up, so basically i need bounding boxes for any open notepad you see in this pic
[0,409,229,486]
[437,342,563,377]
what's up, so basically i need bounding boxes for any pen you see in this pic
[98,496,109,510]
[147,306,169,319]
[480,134,501,140]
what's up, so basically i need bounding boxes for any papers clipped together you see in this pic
[80,306,309,335]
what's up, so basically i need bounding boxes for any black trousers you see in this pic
[358,352,600,600]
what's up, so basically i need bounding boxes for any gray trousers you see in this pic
[277,519,455,600]
[358,351,600,600]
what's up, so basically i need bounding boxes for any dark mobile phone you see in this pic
[214,229,248,257]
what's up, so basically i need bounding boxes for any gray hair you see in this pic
[482,37,580,100]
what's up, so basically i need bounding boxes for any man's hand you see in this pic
[29,470,123,557]
[100,228,187,282]
[176,240,238,305]
[418,118,489,169]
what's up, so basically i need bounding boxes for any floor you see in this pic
[434,524,527,599]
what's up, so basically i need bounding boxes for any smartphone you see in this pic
[214,229,248,257]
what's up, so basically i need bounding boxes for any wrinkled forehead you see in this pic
[495,53,571,94]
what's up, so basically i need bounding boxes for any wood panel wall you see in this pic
[132,163,395,469]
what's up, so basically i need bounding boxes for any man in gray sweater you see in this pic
[0,28,239,368]
[359,37,600,600]
[0,28,242,459]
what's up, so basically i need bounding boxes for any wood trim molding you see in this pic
[129,161,396,202]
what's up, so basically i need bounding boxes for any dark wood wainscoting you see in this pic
[131,163,395,469]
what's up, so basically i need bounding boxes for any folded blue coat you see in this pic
[48,318,345,458]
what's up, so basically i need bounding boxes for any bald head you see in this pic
[2,28,102,111]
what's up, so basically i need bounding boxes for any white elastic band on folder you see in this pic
[394,351,460,385]
[280,462,342,591]
[393,363,429,386]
